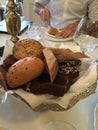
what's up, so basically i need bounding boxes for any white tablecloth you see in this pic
[0,86,98,130]
[0,29,98,130]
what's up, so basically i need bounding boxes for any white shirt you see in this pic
[34,0,98,28]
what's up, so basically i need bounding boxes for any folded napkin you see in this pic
[2,40,98,111]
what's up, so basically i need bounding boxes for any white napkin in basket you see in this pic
[13,62,97,110]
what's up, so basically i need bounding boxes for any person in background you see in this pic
[34,0,98,38]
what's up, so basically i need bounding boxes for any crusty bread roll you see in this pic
[6,57,45,88]
[48,28,58,36]
[13,39,44,60]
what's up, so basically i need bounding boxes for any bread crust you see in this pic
[13,39,44,60]
[48,28,58,36]
[6,57,45,88]
[43,48,58,83]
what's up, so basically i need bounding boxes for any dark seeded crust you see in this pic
[58,59,81,66]
[58,60,81,76]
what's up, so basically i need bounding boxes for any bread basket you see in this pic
[2,40,98,112]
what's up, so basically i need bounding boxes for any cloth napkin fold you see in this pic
[2,40,98,111]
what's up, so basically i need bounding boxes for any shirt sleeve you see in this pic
[62,0,98,24]
[88,0,98,21]
[34,0,50,5]
[34,0,50,14]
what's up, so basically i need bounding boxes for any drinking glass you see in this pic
[73,16,98,54]
[43,120,77,130]
[0,72,7,104]
[27,22,44,45]
[0,72,8,130]
[27,23,41,39]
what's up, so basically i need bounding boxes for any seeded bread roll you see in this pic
[6,57,45,88]
[13,39,44,60]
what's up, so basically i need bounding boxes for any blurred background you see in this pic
[0,0,49,23]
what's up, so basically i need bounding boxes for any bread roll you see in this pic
[13,39,44,60]
[6,57,45,88]
[48,28,58,36]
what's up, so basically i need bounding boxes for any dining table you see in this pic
[0,22,98,130]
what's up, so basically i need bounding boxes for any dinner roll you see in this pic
[13,39,44,60]
[48,28,58,36]
[6,57,45,88]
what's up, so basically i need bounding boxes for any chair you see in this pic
[16,1,24,16]
[0,7,4,20]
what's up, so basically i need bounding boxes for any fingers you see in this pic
[60,22,79,38]
[39,8,50,25]
[60,29,75,38]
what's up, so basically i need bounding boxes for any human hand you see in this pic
[60,22,79,38]
[39,8,51,25]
